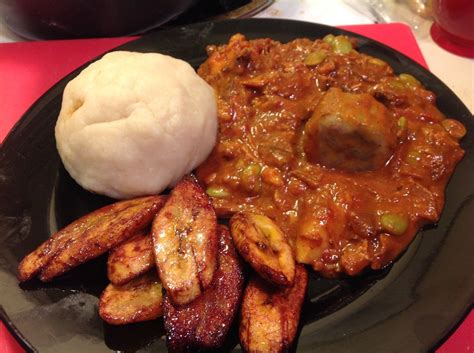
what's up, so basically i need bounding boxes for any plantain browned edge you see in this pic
[17,195,162,282]
[258,262,293,287]
[163,225,245,352]
[99,272,163,325]
[38,195,166,282]
[107,230,155,285]
[239,264,308,353]
[179,176,218,291]
[237,238,293,287]
[230,213,295,288]
[152,176,218,306]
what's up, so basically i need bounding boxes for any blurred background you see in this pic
[0,0,444,40]
[0,0,472,111]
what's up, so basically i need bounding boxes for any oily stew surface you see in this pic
[196,34,466,277]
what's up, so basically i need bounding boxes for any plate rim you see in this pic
[1,18,473,353]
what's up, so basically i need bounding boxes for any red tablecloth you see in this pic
[0,23,471,352]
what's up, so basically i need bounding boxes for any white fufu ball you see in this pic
[55,51,217,199]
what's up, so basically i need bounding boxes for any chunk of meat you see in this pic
[197,35,466,278]
[304,87,397,172]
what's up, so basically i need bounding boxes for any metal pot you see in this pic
[0,0,198,39]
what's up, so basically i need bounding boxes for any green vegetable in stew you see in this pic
[380,213,409,235]
[304,51,327,66]
[406,150,422,164]
[241,163,261,177]
[206,186,230,198]
[323,34,335,44]
[240,163,262,193]
[368,57,386,66]
[333,36,353,54]
[397,116,408,130]
[399,73,421,87]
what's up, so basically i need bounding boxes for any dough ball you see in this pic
[55,51,217,199]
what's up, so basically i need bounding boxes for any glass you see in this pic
[430,0,474,57]
[343,0,434,38]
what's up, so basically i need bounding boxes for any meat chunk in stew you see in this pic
[303,88,398,172]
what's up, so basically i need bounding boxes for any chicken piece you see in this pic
[230,213,295,287]
[99,272,163,325]
[304,87,397,172]
[163,225,244,352]
[239,265,308,353]
[107,231,155,285]
[18,195,165,282]
[152,176,218,306]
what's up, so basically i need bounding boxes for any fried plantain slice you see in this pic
[99,271,163,325]
[163,225,244,352]
[239,264,308,353]
[152,176,217,306]
[18,195,164,282]
[37,195,166,282]
[230,213,295,287]
[107,230,155,285]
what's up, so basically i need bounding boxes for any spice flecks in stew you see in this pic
[196,34,465,277]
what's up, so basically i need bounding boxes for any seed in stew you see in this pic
[196,34,465,277]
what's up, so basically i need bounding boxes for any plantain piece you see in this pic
[152,176,217,306]
[239,265,308,353]
[99,271,163,325]
[163,225,244,352]
[230,213,295,287]
[18,195,164,282]
[107,230,155,285]
[37,195,166,282]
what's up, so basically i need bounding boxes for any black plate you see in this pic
[0,19,473,353]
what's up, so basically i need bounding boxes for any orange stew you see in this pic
[196,34,466,277]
